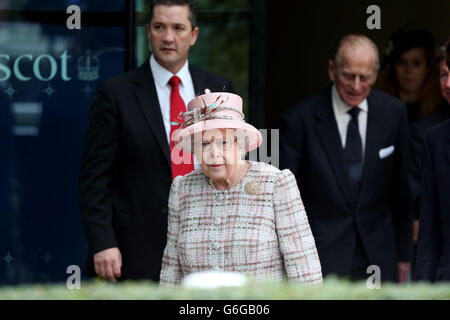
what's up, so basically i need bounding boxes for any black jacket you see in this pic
[408,102,450,220]
[279,87,412,282]
[414,120,450,282]
[79,63,234,281]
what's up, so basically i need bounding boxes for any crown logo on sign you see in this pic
[77,50,100,81]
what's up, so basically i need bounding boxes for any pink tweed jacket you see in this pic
[160,161,323,286]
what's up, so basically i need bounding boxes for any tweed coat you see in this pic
[159,161,323,286]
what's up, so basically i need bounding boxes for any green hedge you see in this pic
[0,277,449,300]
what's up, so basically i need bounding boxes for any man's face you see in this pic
[439,59,450,104]
[147,5,199,74]
[328,46,378,107]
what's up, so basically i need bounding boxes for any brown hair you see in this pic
[379,40,442,119]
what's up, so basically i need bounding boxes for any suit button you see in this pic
[162,208,168,215]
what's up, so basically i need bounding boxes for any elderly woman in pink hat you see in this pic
[159,92,322,286]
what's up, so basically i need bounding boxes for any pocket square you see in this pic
[379,146,395,159]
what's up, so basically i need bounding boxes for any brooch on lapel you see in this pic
[245,181,260,195]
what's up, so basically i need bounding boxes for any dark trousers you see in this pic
[350,233,370,281]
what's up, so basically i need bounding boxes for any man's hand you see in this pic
[397,262,411,283]
[94,247,122,282]
[413,219,420,244]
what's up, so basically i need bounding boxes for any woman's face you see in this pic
[195,128,241,182]
[394,47,429,94]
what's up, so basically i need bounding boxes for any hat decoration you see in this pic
[171,94,245,130]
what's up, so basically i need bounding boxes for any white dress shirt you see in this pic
[149,55,200,169]
[331,84,368,157]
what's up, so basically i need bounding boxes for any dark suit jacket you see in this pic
[79,62,234,281]
[279,87,412,282]
[408,102,450,220]
[414,120,450,282]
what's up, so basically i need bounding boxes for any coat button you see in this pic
[212,242,220,250]
[216,193,224,201]
[215,218,222,225]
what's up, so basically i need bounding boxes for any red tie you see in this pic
[169,75,194,180]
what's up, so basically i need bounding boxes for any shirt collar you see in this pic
[149,55,190,89]
[332,84,369,115]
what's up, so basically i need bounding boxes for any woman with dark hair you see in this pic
[380,29,442,123]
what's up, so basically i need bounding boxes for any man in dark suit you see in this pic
[79,0,233,282]
[413,119,450,282]
[280,35,412,282]
[408,40,450,253]
[414,42,450,282]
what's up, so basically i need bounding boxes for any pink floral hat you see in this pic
[172,92,263,154]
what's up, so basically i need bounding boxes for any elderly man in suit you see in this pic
[414,42,450,282]
[79,0,234,282]
[280,34,412,282]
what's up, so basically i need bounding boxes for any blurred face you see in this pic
[394,47,429,94]
[329,45,378,107]
[194,129,242,182]
[147,5,199,74]
[439,59,450,104]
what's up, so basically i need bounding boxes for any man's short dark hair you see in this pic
[436,37,450,65]
[446,40,450,69]
[150,0,197,30]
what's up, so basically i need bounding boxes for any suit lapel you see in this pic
[314,89,353,205]
[357,93,384,206]
[130,64,213,170]
[132,63,171,168]
[189,65,210,96]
